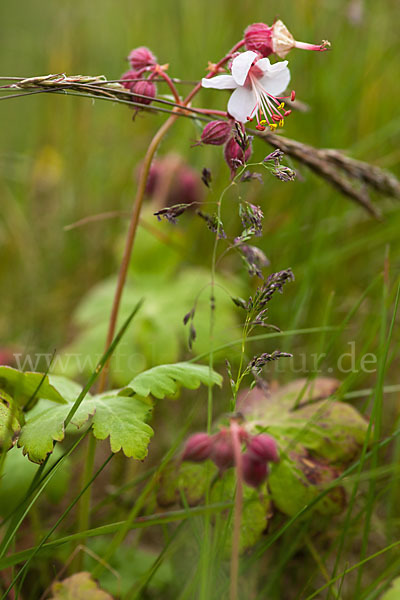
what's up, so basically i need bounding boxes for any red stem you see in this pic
[155,68,182,104]
[230,420,243,600]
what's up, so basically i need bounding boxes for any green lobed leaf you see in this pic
[91,393,153,459]
[120,362,223,399]
[18,393,153,463]
[17,397,96,463]
[0,366,69,406]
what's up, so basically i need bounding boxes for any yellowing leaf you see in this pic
[49,572,113,600]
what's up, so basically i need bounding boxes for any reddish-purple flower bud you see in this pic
[120,69,142,92]
[182,433,214,462]
[224,137,253,178]
[128,46,157,70]
[131,79,157,105]
[247,434,279,464]
[200,121,232,146]
[211,436,235,471]
[244,23,273,57]
[242,452,268,488]
[245,20,331,59]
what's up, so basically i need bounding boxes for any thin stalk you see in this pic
[229,421,244,600]
[155,68,181,103]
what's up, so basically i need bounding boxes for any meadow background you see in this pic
[1,0,400,598]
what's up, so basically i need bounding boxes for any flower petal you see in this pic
[258,65,290,96]
[254,57,271,72]
[201,75,237,90]
[231,51,258,86]
[227,85,257,123]
[257,58,288,74]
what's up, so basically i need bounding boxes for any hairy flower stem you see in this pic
[230,420,244,600]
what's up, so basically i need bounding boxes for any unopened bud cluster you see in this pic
[182,428,279,488]
[120,46,158,106]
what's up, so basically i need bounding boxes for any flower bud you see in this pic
[120,69,141,92]
[131,79,157,105]
[211,436,235,471]
[242,452,268,488]
[200,121,232,146]
[128,46,157,70]
[224,137,252,178]
[182,433,214,462]
[244,22,273,57]
[247,434,279,464]
[244,20,331,59]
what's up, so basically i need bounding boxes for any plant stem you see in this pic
[97,113,178,392]
[230,420,243,600]
[155,67,181,104]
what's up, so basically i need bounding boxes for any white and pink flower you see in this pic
[202,50,292,130]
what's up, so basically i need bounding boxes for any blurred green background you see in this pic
[0,0,399,395]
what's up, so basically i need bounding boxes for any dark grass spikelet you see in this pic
[154,203,191,224]
[239,202,264,237]
[247,350,293,376]
[197,210,226,239]
[272,165,296,182]
[240,170,264,184]
[245,268,295,325]
[201,167,212,188]
[183,308,197,350]
[239,245,270,278]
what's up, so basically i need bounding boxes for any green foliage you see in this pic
[15,363,220,463]
[17,394,153,463]
[0,446,71,517]
[91,393,154,458]
[0,367,68,406]
[121,362,223,399]
[49,572,113,600]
